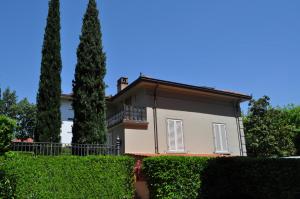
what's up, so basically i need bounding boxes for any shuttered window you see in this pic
[213,123,229,153]
[167,119,184,152]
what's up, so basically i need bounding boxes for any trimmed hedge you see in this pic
[200,157,300,199]
[1,153,134,198]
[143,156,300,199]
[143,156,210,199]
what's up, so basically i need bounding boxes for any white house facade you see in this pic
[60,94,73,144]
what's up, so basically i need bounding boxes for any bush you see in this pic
[1,155,134,198]
[143,156,210,199]
[200,157,300,199]
[0,154,15,198]
[0,115,16,155]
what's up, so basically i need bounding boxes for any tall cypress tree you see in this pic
[72,0,107,144]
[36,0,62,142]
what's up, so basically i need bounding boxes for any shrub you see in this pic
[2,155,134,198]
[0,115,16,155]
[0,154,15,198]
[200,157,300,199]
[143,156,210,199]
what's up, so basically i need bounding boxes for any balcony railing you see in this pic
[107,105,147,128]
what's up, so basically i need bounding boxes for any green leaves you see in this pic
[15,98,36,140]
[143,156,210,199]
[72,0,107,144]
[143,156,300,199]
[1,155,134,198]
[200,157,300,199]
[0,116,16,155]
[244,96,296,157]
[36,0,62,142]
[0,88,37,140]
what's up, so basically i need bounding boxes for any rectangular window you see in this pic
[213,123,229,153]
[167,119,184,152]
[107,133,112,145]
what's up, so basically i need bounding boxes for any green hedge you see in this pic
[1,153,134,198]
[200,157,300,199]
[143,156,300,199]
[143,156,210,199]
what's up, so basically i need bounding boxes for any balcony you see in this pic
[107,105,148,129]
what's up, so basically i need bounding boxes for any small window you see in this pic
[107,133,112,145]
[68,118,73,121]
[213,123,229,153]
[167,119,184,152]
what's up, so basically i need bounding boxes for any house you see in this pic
[60,75,251,156]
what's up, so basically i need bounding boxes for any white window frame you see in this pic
[166,119,185,153]
[213,123,229,154]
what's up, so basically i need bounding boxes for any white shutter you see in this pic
[220,124,229,152]
[167,119,176,151]
[213,123,229,153]
[213,124,222,152]
[176,120,184,152]
[167,119,184,152]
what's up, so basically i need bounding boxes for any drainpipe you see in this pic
[153,84,159,154]
[233,100,243,156]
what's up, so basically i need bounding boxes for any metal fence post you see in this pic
[116,136,121,155]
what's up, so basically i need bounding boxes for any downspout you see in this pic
[233,100,243,156]
[153,84,159,154]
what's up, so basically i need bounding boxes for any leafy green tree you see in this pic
[15,99,36,140]
[281,105,300,155]
[0,88,18,119]
[244,96,295,157]
[72,0,107,144]
[0,115,16,154]
[36,0,62,142]
[0,88,37,140]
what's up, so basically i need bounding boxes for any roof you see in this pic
[61,76,252,102]
[12,138,34,143]
[109,76,252,102]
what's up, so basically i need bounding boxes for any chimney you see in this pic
[117,77,128,92]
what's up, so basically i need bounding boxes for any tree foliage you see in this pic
[281,105,300,155]
[0,115,16,154]
[0,88,18,119]
[36,0,62,142]
[15,99,36,140]
[72,0,107,144]
[244,96,296,157]
[0,88,36,140]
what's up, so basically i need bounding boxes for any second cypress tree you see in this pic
[72,0,107,144]
[36,0,62,142]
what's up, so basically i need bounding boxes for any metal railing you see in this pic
[107,105,147,127]
[11,139,121,156]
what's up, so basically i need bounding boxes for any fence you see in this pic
[11,138,121,156]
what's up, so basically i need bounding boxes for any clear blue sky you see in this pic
[0,0,299,111]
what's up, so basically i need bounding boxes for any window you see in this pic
[107,133,112,145]
[213,123,229,153]
[167,119,184,152]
